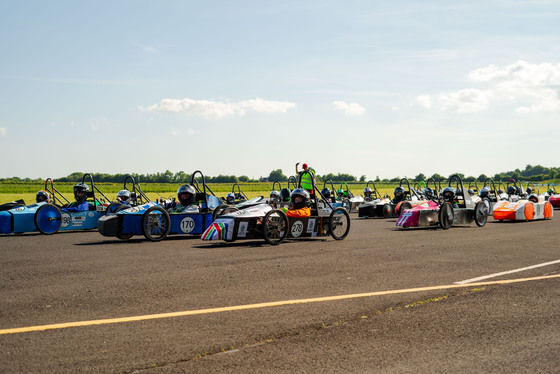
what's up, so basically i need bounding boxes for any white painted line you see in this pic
[454,259,560,284]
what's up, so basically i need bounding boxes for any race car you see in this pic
[478,178,508,214]
[492,194,553,221]
[358,178,424,218]
[546,184,560,208]
[396,175,489,229]
[201,170,350,245]
[97,170,221,241]
[0,174,111,235]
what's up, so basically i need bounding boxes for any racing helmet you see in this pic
[526,187,532,195]
[423,187,433,199]
[394,186,405,199]
[290,188,310,209]
[480,186,490,198]
[506,186,516,195]
[270,190,280,202]
[177,184,196,206]
[225,192,235,204]
[36,190,50,203]
[467,189,475,196]
[548,188,554,195]
[280,188,291,202]
[73,183,89,204]
[117,189,131,204]
[336,189,344,198]
[441,186,455,202]
[363,187,373,198]
[321,187,331,199]
[528,194,539,203]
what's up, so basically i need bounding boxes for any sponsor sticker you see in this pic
[306,219,315,233]
[238,221,248,237]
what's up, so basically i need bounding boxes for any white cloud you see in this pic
[187,128,196,135]
[417,95,433,109]
[438,89,492,113]
[0,127,7,136]
[332,101,366,116]
[139,98,296,120]
[90,123,98,131]
[420,60,560,114]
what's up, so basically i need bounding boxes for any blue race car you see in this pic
[0,174,111,235]
[97,170,222,241]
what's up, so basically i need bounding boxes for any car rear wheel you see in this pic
[263,209,288,245]
[438,202,454,230]
[474,201,488,227]
[34,204,62,235]
[329,207,350,240]
[141,206,171,241]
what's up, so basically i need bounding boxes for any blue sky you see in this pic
[1,1,560,180]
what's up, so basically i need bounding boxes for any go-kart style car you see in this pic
[221,183,249,205]
[546,184,560,208]
[358,178,424,218]
[97,171,221,241]
[478,178,508,214]
[105,175,151,214]
[396,175,489,229]
[492,195,553,221]
[201,170,350,245]
[0,174,111,235]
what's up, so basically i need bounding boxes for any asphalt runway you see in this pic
[1,213,559,373]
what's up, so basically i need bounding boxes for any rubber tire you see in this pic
[34,203,62,235]
[474,201,489,227]
[263,209,288,245]
[141,206,171,242]
[342,198,351,213]
[212,204,239,221]
[438,202,454,230]
[329,207,351,240]
[382,204,392,218]
[399,201,413,216]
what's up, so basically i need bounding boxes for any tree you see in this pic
[359,175,366,182]
[268,169,287,182]
[414,173,426,182]
[238,175,249,182]
[477,174,488,182]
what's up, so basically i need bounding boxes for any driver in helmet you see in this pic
[283,188,311,217]
[63,183,91,212]
[168,184,199,213]
[269,190,280,203]
[441,186,458,207]
[36,190,51,204]
[225,192,236,205]
[363,187,373,200]
[392,186,406,204]
[423,187,434,200]
[116,190,132,205]
[336,189,345,200]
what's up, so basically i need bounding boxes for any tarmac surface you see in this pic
[1,213,559,373]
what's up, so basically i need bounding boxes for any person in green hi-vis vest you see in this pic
[296,162,316,193]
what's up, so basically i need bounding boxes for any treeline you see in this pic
[1,165,559,184]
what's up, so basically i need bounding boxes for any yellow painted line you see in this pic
[1,273,559,335]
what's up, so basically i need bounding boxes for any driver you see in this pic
[168,184,199,213]
[270,190,280,203]
[63,183,91,212]
[283,188,311,217]
[423,187,434,200]
[363,187,373,199]
[392,186,406,204]
[116,190,132,205]
[441,186,458,207]
[36,190,51,204]
[225,192,236,205]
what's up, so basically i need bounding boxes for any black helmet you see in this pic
[423,187,433,199]
[177,184,196,206]
[506,186,516,195]
[290,188,310,209]
[36,190,50,203]
[280,188,291,202]
[117,189,131,204]
[526,187,532,195]
[321,187,331,199]
[480,186,490,198]
[73,182,89,204]
[528,194,539,203]
[441,186,455,202]
[363,187,373,198]
[394,186,405,198]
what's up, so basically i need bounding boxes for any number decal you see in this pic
[61,213,71,228]
[291,220,304,237]
[180,217,195,234]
